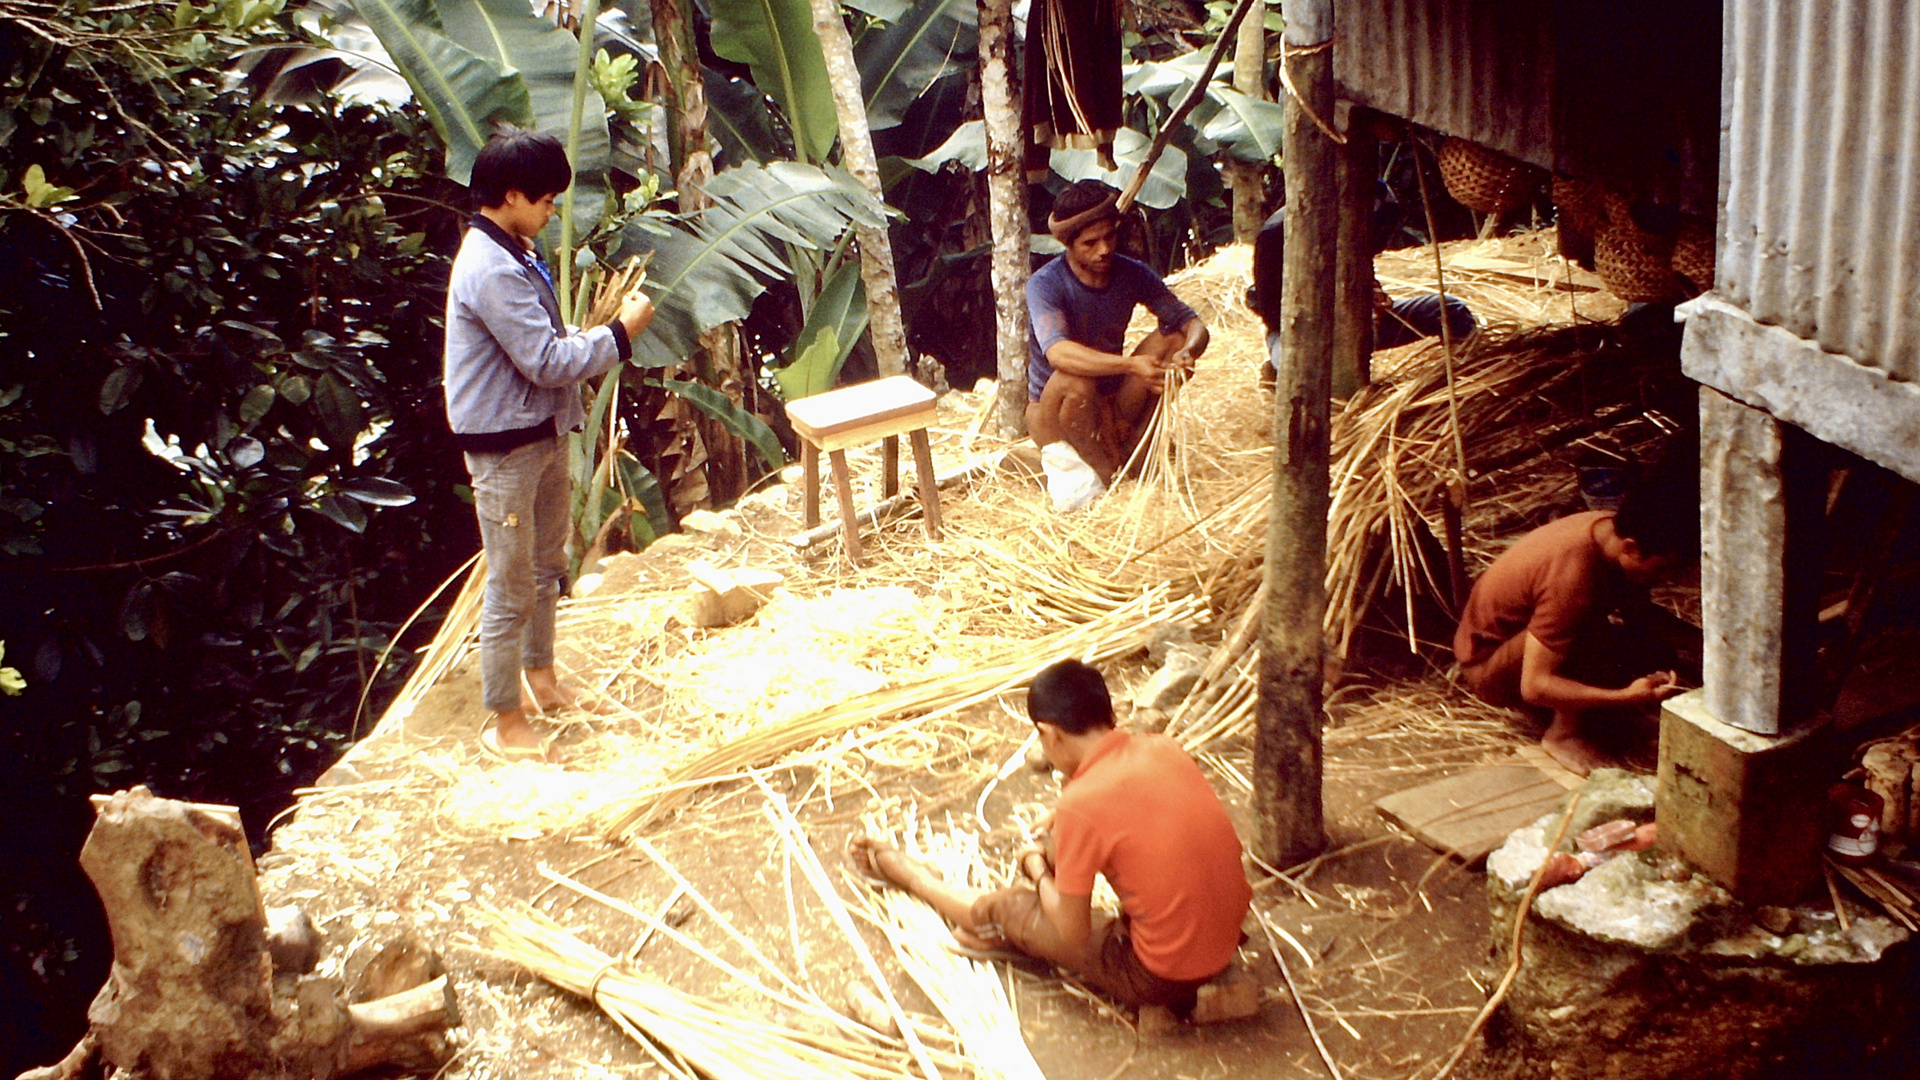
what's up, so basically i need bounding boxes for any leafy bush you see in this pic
[0,0,471,806]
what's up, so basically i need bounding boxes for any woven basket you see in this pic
[1551,175,1603,238]
[1671,217,1715,292]
[1437,138,1539,215]
[1593,192,1682,303]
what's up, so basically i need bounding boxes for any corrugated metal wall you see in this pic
[1331,0,1555,169]
[1718,0,1920,382]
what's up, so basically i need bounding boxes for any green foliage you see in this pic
[851,0,975,132]
[614,160,891,365]
[0,0,468,804]
[773,258,867,399]
[706,0,837,164]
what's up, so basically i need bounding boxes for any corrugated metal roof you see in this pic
[1332,0,1555,169]
[1718,0,1920,382]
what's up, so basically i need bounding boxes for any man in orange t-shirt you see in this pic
[851,659,1251,1009]
[1454,469,1700,774]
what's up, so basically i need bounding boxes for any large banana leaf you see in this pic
[705,69,783,166]
[1202,86,1285,162]
[707,0,837,164]
[351,0,531,183]
[773,257,867,399]
[434,0,611,229]
[615,161,888,364]
[1049,128,1189,210]
[649,378,786,471]
[853,0,975,132]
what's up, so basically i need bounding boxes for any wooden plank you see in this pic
[785,375,935,441]
[1442,252,1603,293]
[1374,756,1569,862]
[1513,743,1586,791]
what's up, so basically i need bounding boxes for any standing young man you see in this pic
[851,659,1251,1010]
[1027,181,1209,509]
[444,128,654,761]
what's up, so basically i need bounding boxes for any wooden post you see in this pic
[977,0,1030,437]
[810,0,912,377]
[1332,112,1377,399]
[1256,0,1335,868]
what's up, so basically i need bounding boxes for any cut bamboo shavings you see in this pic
[850,817,1046,1080]
[478,906,946,1080]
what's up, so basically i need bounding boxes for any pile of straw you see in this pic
[479,906,951,1080]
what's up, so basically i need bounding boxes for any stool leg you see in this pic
[800,441,820,529]
[828,448,865,567]
[909,428,942,538]
[882,435,900,499]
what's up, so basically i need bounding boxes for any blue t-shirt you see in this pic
[1025,254,1198,401]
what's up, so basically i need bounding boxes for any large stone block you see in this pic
[1656,689,1832,905]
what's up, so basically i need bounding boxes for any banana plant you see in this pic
[706,0,838,164]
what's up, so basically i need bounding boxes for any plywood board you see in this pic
[1374,755,1570,862]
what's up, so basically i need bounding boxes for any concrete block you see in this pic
[1656,689,1833,905]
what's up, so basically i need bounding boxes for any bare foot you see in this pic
[486,709,566,764]
[524,670,620,716]
[1541,729,1607,777]
[848,836,930,889]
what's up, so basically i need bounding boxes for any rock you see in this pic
[1131,707,1170,734]
[1755,905,1795,935]
[1023,742,1051,773]
[1132,649,1207,711]
[571,571,604,597]
[680,509,742,539]
[348,931,445,1004]
[1146,622,1197,664]
[265,905,323,977]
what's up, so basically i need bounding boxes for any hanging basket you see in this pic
[1551,175,1603,238]
[1593,192,1683,303]
[1437,137,1540,215]
[1671,217,1716,293]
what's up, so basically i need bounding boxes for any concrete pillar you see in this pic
[1699,387,1824,735]
[1657,388,1832,904]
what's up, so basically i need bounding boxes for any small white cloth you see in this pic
[1041,442,1106,512]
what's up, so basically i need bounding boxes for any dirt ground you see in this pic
[255,237,1619,1080]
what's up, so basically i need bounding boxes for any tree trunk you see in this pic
[809,0,911,378]
[1225,4,1270,242]
[651,0,748,503]
[70,787,456,1080]
[1257,0,1334,869]
[978,0,1030,436]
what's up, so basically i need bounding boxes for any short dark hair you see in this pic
[1613,439,1700,560]
[470,128,572,209]
[1028,659,1115,735]
[1053,180,1119,224]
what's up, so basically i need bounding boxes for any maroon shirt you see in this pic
[1454,511,1629,666]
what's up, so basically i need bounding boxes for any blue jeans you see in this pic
[464,435,570,713]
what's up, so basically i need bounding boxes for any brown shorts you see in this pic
[974,887,1218,1009]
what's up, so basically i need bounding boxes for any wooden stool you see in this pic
[784,375,942,567]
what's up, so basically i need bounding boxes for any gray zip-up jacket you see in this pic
[442,215,631,452]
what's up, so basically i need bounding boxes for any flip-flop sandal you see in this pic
[481,726,549,763]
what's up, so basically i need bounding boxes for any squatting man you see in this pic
[851,659,1252,1011]
[1026,181,1210,512]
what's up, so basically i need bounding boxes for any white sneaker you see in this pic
[1040,442,1107,512]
